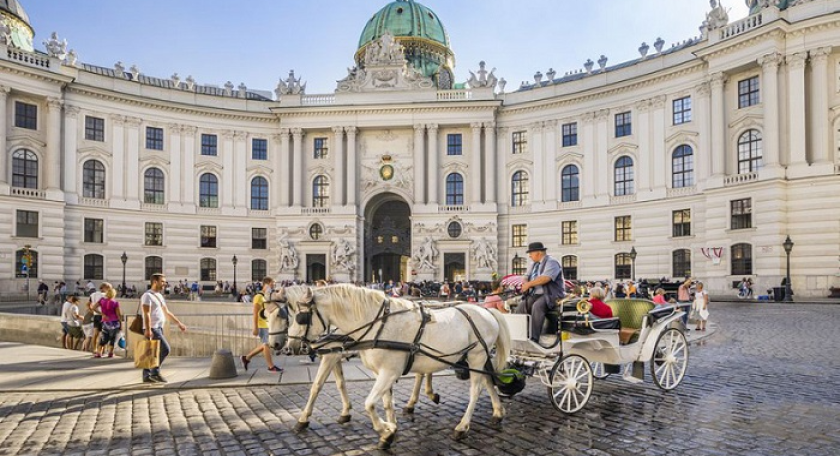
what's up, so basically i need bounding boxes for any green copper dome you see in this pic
[356,0,456,88]
[748,0,792,16]
[0,0,34,52]
[358,0,449,49]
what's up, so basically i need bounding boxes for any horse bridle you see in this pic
[265,298,290,339]
[288,295,329,346]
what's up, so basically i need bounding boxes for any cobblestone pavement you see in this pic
[1,302,839,456]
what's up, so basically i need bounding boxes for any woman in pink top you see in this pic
[482,282,508,313]
[652,288,668,305]
[93,283,123,358]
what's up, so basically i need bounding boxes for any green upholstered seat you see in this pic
[605,299,656,344]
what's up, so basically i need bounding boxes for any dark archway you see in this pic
[364,193,411,283]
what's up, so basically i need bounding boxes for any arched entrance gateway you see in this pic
[364,193,411,283]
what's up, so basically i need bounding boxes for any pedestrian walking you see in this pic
[88,283,107,356]
[693,282,710,331]
[241,277,282,372]
[140,273,187,383]
[93,283,123,358]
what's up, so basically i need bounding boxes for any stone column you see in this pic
[234,131,248,208]
[277,129,290,207]
[544,120,558,203]
[0,86,8,192]
[168,124,182,205]
[45,98,63,197]
[709,73,727,176]
[581,112,597,201]
[651,96,667,190]
[810,47,833,164]
[470,123,483,205]
[787,52,808,167]
[181,126,197,206]
[413,124,426,204]
[635,100,652,191]
[758,52,782,168]
[110,115,126,200]
[496,127,509,206]
[333,126,345,206]
[484,122,497,204]
[530,122,544,203]
[292,128,304,207]
[427,124,439,205]
[695,82,712,182]
[594,110,610,198]
[221,130,235,207]
[124,117,142,204]
[346,127,358,206]
[62,105,80,200]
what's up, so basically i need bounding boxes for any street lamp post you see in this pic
[23,244,32,301]
[120,252,128,297]
[232,255,238,299]
[629,247,637,281]
[783,236,794,302]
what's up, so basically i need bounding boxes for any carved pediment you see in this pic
[196,161,223,174]
[247,164,274,175]
[607,142,639,156]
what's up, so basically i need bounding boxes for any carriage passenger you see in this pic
[586,287,613,319]
[652,288,668,305]
[482,282,508,313]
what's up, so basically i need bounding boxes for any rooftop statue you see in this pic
[467,61,498,89]
[705,0,730,29]
[44,32,68,59]
[276,70,306,97]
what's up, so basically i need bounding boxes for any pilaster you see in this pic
[234,131,248,210]
[530,122,544,203]
[484,122,497,204]
[292,128,304,207]
[0,86,10,194]
[809,47,833,166]
[62,105,80,202]
[168,124,182,206]
[124,116,142,208]
[427,124,439,205]
[413,124,426,204]
[346,127,358,206]
[110,114,126,200]
[709,73,727,183]
[333,126,345,206]
[758,52,782,172]
[181,126,197,207]
[470,122,483,205]
[221,130,235,210]
[45,97,63,199]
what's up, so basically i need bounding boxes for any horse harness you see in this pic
[293,295,500,381]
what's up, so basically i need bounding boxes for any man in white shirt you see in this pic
[141,273,187,384]
[88,283,107,355]
[61,296,83,349]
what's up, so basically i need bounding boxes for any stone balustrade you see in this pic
[5,47,51,70]
[610,194,637,205]
[11,187,45,199]
[140,202,167,212]
[301,94,335,106]
[438,205,469,213]
[724,172,758,187]
[437,90,473,101]
[79,197,109,207]
[557,201,583,210]
[302,207,332,215]
[667,186,697,198]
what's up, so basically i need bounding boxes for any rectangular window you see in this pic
[561,122,578,147]
[614,216,632,242]
[447,134,462,156]
[561,221,578,245]
[314,137,329,159]
[200,226,217,248]
[731,199,752,230]
[252,138,267,160]
[146,126,164,150]
[512,131,527,154]
[511,224,527,248]
[16,210,38,238]
[672,97,692,125]
[672,209,691,237]
[252,228,267,250]
[145,222,163,246]
[738,76,760,108]
[84,218,104,243]
[85,116,105,141]
[201,134,218,156]
[15,102,37,130]
[615,112,632,137]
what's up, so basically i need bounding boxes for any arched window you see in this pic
[252,259,267,282]
[614,156,635,196]
[562,255,578,281]
[11,149,38,189]
[672,145,694,188]
[250,176,269,210]
[672,249,691,279]
[82,160,106,199]
[511,255,527,276]
[312,175,330,207]
[200,258,217,281]
[143,168,165,204]
[737,130,762,174]
[199,173,219,208]
[144,256,163,280]
[731,243,752,276]
[15,249,38,278]
[511,171,529,207]
[84,254,104,280]
[445,173,464,206]
[615,253,632,280]
[561,165,580,202]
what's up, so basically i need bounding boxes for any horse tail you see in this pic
[487,308,511,374]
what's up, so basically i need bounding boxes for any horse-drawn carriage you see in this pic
[499,297,690,413]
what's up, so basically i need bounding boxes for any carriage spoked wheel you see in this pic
[591,362,610,380]
[547,354,594,414]
[650,328,689,390]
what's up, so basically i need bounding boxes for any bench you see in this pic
[605,299,656,344]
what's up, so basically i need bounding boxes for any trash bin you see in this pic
[772,287,785,302]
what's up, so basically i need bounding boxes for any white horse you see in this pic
[264,297,439,433]
[283,284,511,450]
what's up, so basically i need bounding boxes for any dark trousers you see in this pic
[515,294,553,341]
[143,328,171,379]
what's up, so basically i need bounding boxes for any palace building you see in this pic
[1,0,839,297]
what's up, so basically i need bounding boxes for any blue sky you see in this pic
[24,1,750,95]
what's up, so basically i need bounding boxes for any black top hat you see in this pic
[526,242,547,253]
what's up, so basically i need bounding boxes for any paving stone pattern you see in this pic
[0,302,839,455]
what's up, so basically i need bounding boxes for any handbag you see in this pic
[128,313,144,335]
[134,339,160,369]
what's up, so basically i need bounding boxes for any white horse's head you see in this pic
[284,286,332,355]
[264,290,289,354]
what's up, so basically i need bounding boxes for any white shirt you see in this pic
[140,290,167,329]
[63,302,81,327]
[89,291,104,314]
[60,301,72,323]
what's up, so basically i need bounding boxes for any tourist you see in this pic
[241,277,282,373]
[693,282,710,331]
[586,287,613,319]
[516,242,566,343]
[37,280,48,305]
[140,273,188,383]
[93,282,123,358]
[482,282,508,313]
[652,288,668,305]
[88,283,107,356]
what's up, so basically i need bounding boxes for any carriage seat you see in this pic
[605,299,656,344]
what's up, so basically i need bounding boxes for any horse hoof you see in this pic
[451,430,468,441]
[432,393,441,404]
[377,433,396,450]
[403,406,414,415]
[490,416,503,426]
[293,421,309,433]
[337,415,351,424]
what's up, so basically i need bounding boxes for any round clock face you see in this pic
[380,164,394,181]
